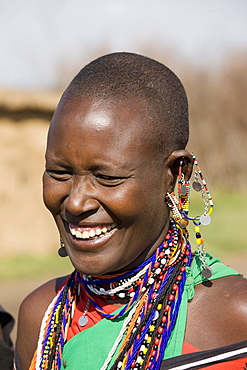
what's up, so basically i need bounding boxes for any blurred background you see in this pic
[0,0,247,342]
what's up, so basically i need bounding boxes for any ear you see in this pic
[165,149,193,192]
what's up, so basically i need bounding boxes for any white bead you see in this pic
[137,356,142,363]
[154,310,159,320]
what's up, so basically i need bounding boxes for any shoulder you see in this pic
[186,274,247,350]
[16,275,69,370]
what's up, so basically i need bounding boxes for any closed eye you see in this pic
[95,173,126,186]
[45,169,72,181]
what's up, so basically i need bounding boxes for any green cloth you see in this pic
[61,253,239,369]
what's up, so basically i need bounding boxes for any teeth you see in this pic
[89,229,96,237]
[69,223,117,240]
[82,231,90,239]
[75,230,81,238]
[71,228,77,236]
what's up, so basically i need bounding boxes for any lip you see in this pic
[63,220,118,250]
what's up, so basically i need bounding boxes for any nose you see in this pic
[65,175,100,216]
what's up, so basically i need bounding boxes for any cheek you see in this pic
[43,176,68,215]
[106,183,166,225]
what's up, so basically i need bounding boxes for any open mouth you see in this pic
[68,223,117,240]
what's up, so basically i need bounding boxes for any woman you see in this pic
[16,52,247,370]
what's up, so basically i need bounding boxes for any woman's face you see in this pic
[43,96,174,275]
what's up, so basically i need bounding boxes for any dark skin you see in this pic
[16,97,247,370]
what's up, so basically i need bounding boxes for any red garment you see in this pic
[67,284,119,341]
[67,285,199,355]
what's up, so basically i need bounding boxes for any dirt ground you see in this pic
[1,253,247,345]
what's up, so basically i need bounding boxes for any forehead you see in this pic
[47,96,161,161]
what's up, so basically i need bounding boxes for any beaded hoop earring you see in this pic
[166,154,214,278]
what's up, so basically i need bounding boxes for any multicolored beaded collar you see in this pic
[31,219,192,370]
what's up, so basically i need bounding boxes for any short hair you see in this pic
[62,52,189,158]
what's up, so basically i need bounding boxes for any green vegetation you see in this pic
[1,253,72,282]
[1,190,246,282]
[189,190,246,255]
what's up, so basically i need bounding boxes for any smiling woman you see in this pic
[43,96,174,277]
[15,52,247,370]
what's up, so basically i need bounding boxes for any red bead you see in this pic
[129,287,134,293]
[184,258,189,263]
[155,283,161,289]
[154,338,160,345]
[152,293,156,299]
[172,284,178,290]
[151,350,156,356]
[160,252,165,257]
[148,304,152,310]
[165,305,170,311]
[185,250,190,255]
[136,280,142,286]
[162,316,167,323]
[131,361,136,367]
[169,294,175,301]
[180,266,185,272]
[177,275,182,281]
[158,327,164,334]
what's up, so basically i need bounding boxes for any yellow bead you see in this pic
[194,225,200,233]
[157,304,162,310]
[147,336,152,343]
[149,325,155,332]
[196,238,203,245]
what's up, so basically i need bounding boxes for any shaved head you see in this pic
[59,52,189,158]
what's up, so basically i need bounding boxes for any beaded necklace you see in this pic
[32,219,192,370]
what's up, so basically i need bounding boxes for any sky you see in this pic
[0,0,247,90]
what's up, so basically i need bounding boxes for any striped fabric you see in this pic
[161,340,247,369]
